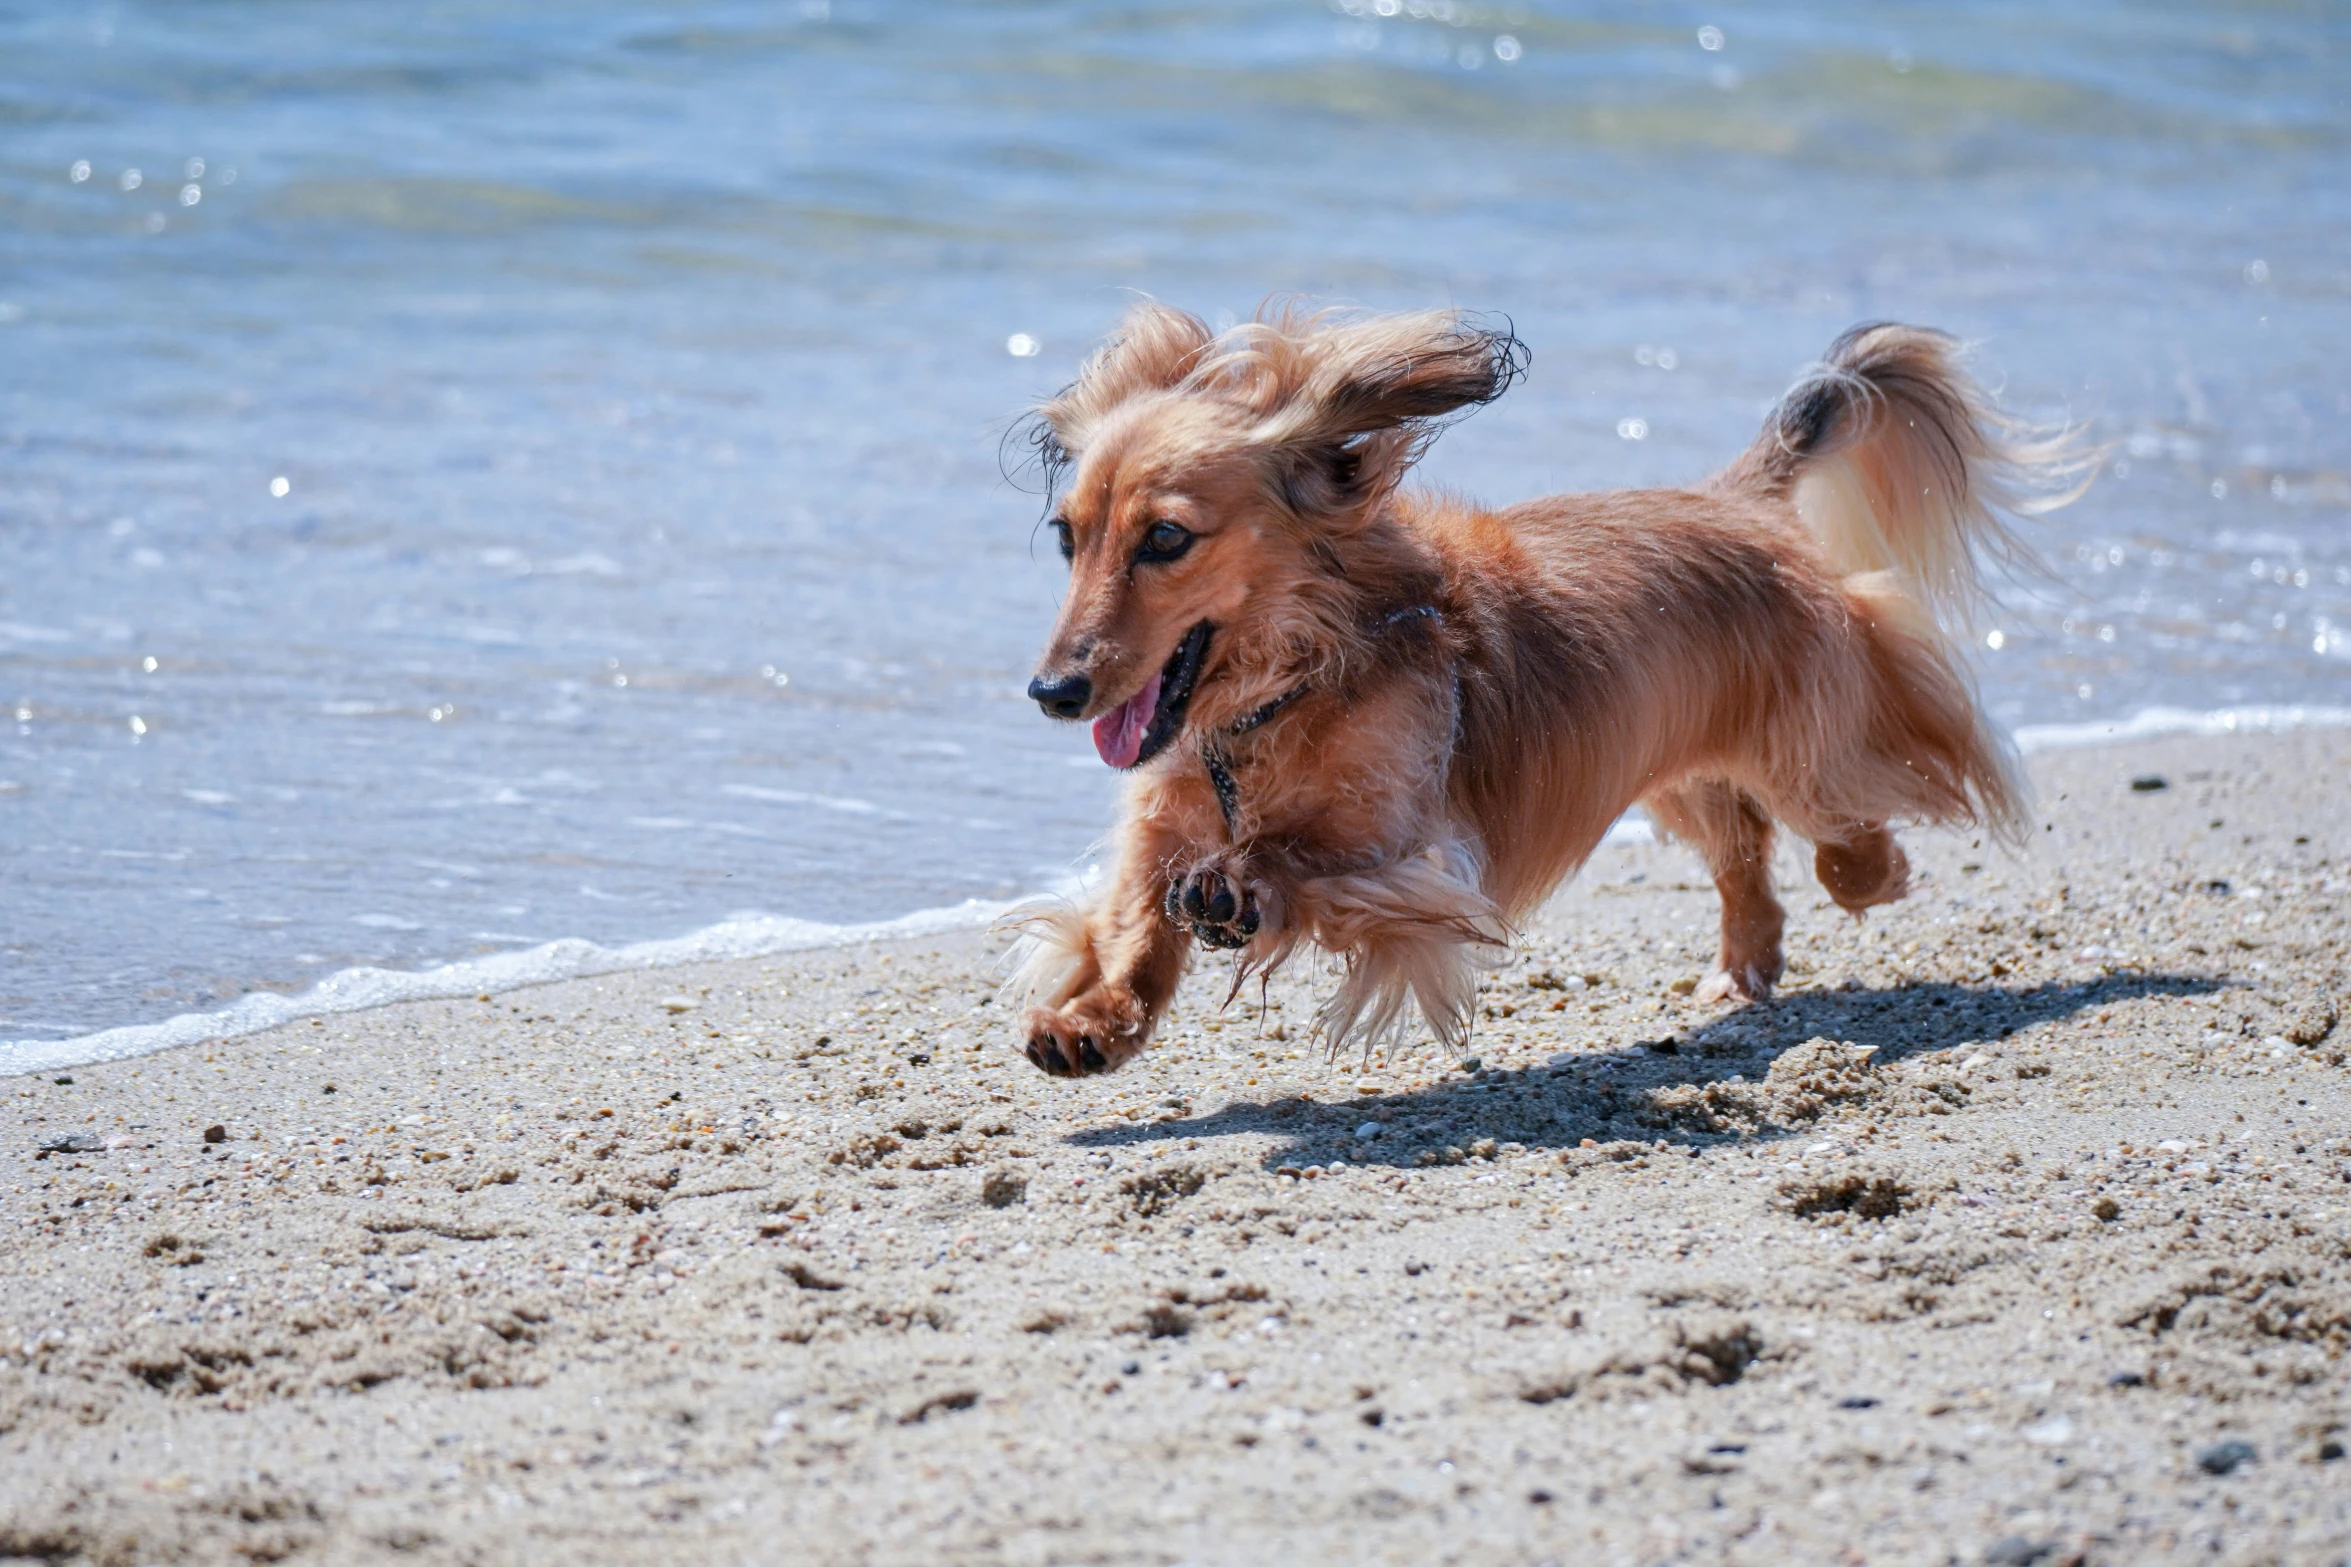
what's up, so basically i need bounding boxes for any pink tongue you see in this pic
[1090,673,1162,769]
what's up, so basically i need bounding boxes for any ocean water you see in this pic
[3,1,2346,1059]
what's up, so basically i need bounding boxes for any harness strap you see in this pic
[1228,683,1308,735]
[1203,745,1243,839]
[1199,602,1445,842]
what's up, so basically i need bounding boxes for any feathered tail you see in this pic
[1724,324,2102,842]
[1725,322,2100,629]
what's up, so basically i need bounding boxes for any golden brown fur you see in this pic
[1005,304,2094,1076]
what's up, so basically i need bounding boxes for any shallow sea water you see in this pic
[2,2,2346,1053]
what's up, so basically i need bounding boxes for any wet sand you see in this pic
[2,729,2346,1566]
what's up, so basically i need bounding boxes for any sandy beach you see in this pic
[3,727,2346,1566]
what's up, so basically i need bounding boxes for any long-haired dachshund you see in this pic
[1008,304,2091,1076]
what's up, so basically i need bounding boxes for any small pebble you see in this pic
[202,1124,227,1144]
[660,996,699,1014]
[1835,1395,1879,1410]
[2129,774,2168,792]
[2020,1415,2073,1446]
[52,1076,72,1086]
[1356,1120,1384,1140]
[1983,1539,2055,1567]
[2197,1439,2256,1476]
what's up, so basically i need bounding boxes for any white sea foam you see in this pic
[2013,702,2351,754]
[1,898,1008,1077]
[8,701,2337,1077]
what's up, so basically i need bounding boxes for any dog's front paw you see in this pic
[1021,996,1146,1077]
[1163,865,1263,951]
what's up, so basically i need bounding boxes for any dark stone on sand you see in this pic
[2129,774,2168,792]
[1835,1396,1879,1410]
[1984,1539,2055,1566]
[202,1123,227,1143]
[2108,1371,2145,1387]
[2197,1439,2256,1475]
[37,1133,102,1155]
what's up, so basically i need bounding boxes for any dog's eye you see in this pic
[1136,520,1194,564]
[1049,519,1074,562]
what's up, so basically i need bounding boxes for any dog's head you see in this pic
[1021,302,1524,768]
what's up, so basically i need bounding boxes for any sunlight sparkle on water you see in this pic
[1005,333,1041,357]
[269,476,290,497]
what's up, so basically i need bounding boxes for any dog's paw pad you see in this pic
[1021,1006,1137,1077]
[1167,867,1260,951]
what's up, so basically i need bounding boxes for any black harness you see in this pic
[1198,603,1446,840]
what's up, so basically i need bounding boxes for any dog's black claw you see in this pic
[1079,1037,1108,1072]
[1028,1040,1067,1076]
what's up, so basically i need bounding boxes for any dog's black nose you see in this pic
[1027,672,1091,719]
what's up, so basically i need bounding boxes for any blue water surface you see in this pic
[2,1,2345,1039]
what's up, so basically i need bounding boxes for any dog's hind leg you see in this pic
[1645,781,1785,1004]
[1813,824,1911,915]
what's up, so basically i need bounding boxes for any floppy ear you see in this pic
[1027,302,1216,489]
[1253,310,1528,519]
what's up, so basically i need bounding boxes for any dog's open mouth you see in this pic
[1091,622,1212,770]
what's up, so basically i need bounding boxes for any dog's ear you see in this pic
[1283,311,1527,439]
[1253,311,1527,518]
[1026,302,1216,488]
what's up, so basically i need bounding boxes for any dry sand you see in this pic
[3,729,2347,1567]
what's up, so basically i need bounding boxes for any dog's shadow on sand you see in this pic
[1067,971,2226,1171]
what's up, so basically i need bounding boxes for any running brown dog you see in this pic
[1009,304,2091,1076]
